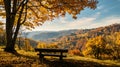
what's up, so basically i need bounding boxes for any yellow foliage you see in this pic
[83,32,120,59]
[47,43,58,48]
[37,42,46,48]
[69,49,82,56]
[24,39,33,51]
[1,0,98,29]
[39,6,48,14]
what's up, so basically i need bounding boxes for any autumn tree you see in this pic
[69,49,83,56]
[37,42,46,48]
[47,43,58,48]
[0,0,98,53]
[83,36,106,59]
[23,39,33,51]
[83,32,120,59]
[106,32,120,59]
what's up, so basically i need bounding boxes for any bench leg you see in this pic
[40,55,44,59]
[60,56,62,60]
[39,55,44,63]
[60,52,63,60]
[39,52,44,61]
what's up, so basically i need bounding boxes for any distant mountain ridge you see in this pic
[23,29,80,41]
[22,23,120,45]
[53,23,120,49]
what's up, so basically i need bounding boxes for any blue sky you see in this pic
[1,0,120,32]
[32,0,120,31]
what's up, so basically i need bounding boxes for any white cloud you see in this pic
[32,13,120,31]
[87,16,120,28]
[66,17,96,28]
[95,16,120,27]
[32,14,97,31]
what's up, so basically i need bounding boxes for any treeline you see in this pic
[53,24,120,60]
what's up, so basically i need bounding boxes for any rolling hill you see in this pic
[21,23,120,49]
[22,30,80,41]
[51,23,120,49]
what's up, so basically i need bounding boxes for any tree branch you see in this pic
[13,0,28,41]
[27,6,39,18]
[16,0,25,13]
[21,4,27,24]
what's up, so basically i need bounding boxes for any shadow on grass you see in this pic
[1,51,119,67]
[41,58,120,67]
[12,51,37,60]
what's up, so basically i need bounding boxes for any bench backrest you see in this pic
[35,48,68,52]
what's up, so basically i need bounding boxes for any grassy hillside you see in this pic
[0,46,120,67]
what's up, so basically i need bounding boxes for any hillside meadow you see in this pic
[0,46,120,67]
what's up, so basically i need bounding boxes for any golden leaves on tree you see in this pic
[0,0,98,29]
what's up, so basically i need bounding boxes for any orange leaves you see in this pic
[0,21,4,25]
[0,0,3,5]
[69,49,82,56]
[39,6,48,14]
[23,22,35,30]
[72,15,77,19]
[1,0,98,30]
[25,0,98,29]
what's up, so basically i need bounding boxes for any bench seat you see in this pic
[35,48,68,60]
[37,54,67,57]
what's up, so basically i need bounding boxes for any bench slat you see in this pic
[37,54,67,57]
[35,48,68,52]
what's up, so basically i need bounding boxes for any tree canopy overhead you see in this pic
[0,0,98,29]
[0,0,98,53]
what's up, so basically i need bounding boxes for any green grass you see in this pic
[0,46,120,67]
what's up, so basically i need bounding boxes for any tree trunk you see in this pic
[4,0,17,53]
[4,0,26,53]
[4,15,16,53]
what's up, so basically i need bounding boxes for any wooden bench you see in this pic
[35,48,68,60]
